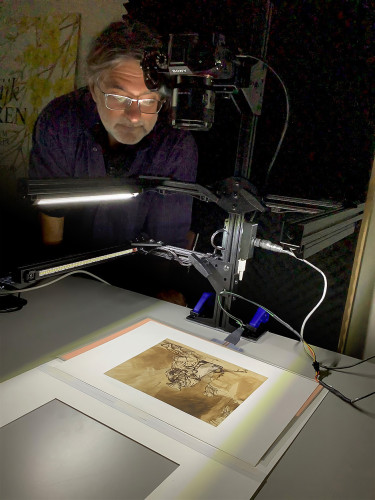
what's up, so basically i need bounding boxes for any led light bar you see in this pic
[18,178,143,206]
[15,246,137,284]
[38,248,136,277]
[37,193,138,205]
[19,176,265,214]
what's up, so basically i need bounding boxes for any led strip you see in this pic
[39,248,136,277]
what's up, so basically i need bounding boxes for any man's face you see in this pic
[90,59,160,146]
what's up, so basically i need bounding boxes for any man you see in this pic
[29,21,198,251]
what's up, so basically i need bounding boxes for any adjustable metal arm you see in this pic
[20,176,266,215]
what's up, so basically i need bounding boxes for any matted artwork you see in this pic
[105,338,267,426]
[50,319,322,468]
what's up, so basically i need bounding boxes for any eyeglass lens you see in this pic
[105,94,162,113]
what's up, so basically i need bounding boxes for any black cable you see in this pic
[320,355,375,371]
[218,290,301,340]
[218,290,375,405]
[243,55,290,190]
[313,360,375,405]
[317,378,375,405]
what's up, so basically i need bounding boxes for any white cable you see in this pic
[0,270,110,295]
[286,251,328,341]
[254,239,328,341]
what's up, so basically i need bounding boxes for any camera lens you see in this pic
[171,76,215,131]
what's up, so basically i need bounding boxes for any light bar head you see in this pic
[19,178,142,206]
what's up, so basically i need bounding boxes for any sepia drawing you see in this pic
[105,339,267,426]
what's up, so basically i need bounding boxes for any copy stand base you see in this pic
[187,292,270,343]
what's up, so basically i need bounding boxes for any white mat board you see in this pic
[50,320,319,467]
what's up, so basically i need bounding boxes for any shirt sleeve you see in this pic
[29,101,73,180]
[29,99,75,217]
[144,130,198,247]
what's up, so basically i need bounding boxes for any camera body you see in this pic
[142,33,243,131]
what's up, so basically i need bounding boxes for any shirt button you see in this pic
[93,147,98,152]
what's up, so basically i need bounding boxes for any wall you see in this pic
[1,0,124,87]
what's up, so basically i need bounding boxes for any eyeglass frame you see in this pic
[95,78,165,114]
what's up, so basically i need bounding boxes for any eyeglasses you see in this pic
[96,81,164,114]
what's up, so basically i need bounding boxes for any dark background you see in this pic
[125,0,373,350]
[127,0,373,201]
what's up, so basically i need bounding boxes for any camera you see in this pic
[142,33,236,131]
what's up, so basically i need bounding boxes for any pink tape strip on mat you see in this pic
[60,318,154,360]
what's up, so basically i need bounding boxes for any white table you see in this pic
[1,276,374,499]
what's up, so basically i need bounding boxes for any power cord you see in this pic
[313,360,375,404]
[244,56,290,190]
[0,269,110,303]
[218,240,375,405]
[1,252,373,404]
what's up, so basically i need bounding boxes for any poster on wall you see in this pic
[0,13,80,178]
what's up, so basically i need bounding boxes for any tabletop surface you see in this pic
[1,275,374,499]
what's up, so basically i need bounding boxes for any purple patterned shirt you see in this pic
[29,88,198,248]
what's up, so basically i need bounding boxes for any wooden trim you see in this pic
[338,155,375,354]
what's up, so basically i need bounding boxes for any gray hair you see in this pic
[86,21,161,86]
